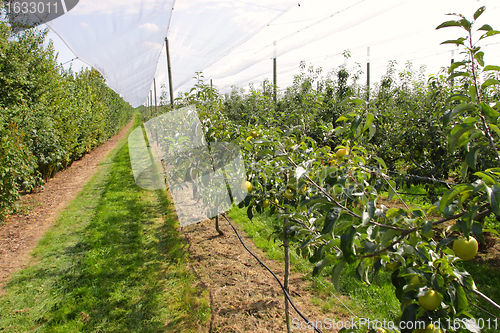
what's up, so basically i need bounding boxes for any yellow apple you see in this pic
[418,289,441,311]
[422,323,443,333]
[453,236,478,261]
[336,148,349,159]
[284,189,294,199]
[241,181,253,193]
[410,275,425,287]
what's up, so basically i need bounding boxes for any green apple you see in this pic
[453,236,478,261]
[418,289,441,311]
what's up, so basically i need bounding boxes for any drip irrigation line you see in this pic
[362,165,458,186]
[385,169,459,186]
[395,192,441,196]
[289,251,358,318]
[220,213,323,333]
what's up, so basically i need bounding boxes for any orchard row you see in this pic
[144,7,500,332]
[0,23,133,221]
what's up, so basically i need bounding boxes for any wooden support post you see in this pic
[284,207,290,332]
[165,37,174,108]
[366,47,370,101]
[154,78,158,115]
[273,57,277,103]
[451,50,455,88]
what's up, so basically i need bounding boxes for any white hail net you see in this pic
[41,0,500,107]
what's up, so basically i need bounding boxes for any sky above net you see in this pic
[44,0,500,107]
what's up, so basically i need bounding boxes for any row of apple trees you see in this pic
[0,23,133,222]
[147,7,500,333]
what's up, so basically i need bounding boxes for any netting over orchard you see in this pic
[33,0,500,107]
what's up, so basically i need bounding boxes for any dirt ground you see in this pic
[184,218,349,332]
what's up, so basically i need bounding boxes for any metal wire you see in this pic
[61,57,79,65]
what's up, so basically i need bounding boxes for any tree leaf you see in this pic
[441,38,467,46]
[474,6,485,20]
[312,254,336,276]
[484,65,500,71]
[247,205,253,220]
[256,149,273,157]
[460,161,469,179]
[477,24,493,31]
[339,97,367,107]
[340,226,357,263]
[447,103,477,126]
[322,208,341,234]
[445,93,470,104]
[331,261,346,292]
[449,123,475,152]
[436,20,462,29]
[489,124,500,137]
[436,237,456,252]
[439,185,474,213]
[482,78,500,89]
[466,146,481,169]
[362,200,375,226]
[448,61,467,73]
[387,180,397,201]
[449,71,471,80]
[486,30,500,37]
[460,18,472,31]
[480,30,500,40]
[486,185,500,216]
[453,268,474,289]
[479,102,499,120]
[474,171,496,185]
[385,208,401,219]
[363,113,375,139]
[410,207,425,218]
[299,196,333,208]
[474,51,485,67]
[400,304,419,333]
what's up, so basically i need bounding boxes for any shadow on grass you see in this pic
[3,134,208,332]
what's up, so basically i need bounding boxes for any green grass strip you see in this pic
[0,113,209,332]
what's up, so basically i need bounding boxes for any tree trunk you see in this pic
[284,208,290,332]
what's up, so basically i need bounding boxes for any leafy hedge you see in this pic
[0,23,133,222]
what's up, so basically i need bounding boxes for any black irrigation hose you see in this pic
[220,213,323,333]
[395,192,443,196]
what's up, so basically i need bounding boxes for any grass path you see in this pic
[0,114,209,332]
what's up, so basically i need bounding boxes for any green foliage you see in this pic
[0,22,133,222]
[0,120,37,221]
